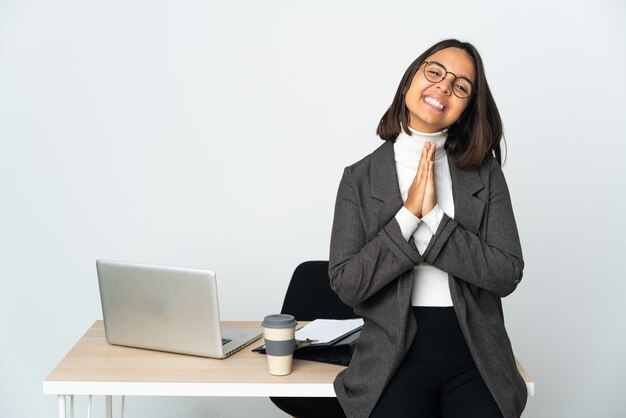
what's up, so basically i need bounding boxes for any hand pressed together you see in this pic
[404,142,438,218]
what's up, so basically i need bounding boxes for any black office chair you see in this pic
[269,261,356,418]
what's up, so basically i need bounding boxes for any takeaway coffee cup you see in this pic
[262,314,298,376]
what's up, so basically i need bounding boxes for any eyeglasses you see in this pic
[422,61,475,99]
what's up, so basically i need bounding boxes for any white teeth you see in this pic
[424,96,445,110]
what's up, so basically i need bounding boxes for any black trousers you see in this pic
[370,306,503,418]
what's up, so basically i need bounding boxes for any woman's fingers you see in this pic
[416,144,428,183]
[428,142,436,161]
[405,143,437,217]
[405,144,430,217]
[422,159,437,215]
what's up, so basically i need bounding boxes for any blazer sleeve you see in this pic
[421,158,524,297]
[328,167,423,307]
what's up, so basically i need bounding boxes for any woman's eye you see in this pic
[455,84,468,93]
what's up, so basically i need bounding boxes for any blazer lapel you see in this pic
[370,141,404,225]
[447,153,485,234]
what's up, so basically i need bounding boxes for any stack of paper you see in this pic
[295,318,364,345]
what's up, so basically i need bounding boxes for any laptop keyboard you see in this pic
[222,338,232,346]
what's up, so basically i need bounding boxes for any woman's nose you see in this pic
[437,74,455,94]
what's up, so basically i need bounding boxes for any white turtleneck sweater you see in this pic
[393,125,455,306]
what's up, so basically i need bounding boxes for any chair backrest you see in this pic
[280,261,356,321]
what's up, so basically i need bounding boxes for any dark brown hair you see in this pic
[376,38,506,168]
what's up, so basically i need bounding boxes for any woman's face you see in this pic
[404,47,476,133]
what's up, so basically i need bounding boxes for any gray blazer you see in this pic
[329,140,527,418]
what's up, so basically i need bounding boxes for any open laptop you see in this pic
[96,259,262,358]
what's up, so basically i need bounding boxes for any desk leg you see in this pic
[105,395,112,418]
[58,395,66,418]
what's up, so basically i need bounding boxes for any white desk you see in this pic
[44,320,534,417]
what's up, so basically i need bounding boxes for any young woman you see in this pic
[329,39,527,418]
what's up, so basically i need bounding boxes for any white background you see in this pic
[1,0,625,417]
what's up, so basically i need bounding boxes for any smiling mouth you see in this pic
[423,96,446,111]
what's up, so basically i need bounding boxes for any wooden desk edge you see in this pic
[43,321,535,397]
